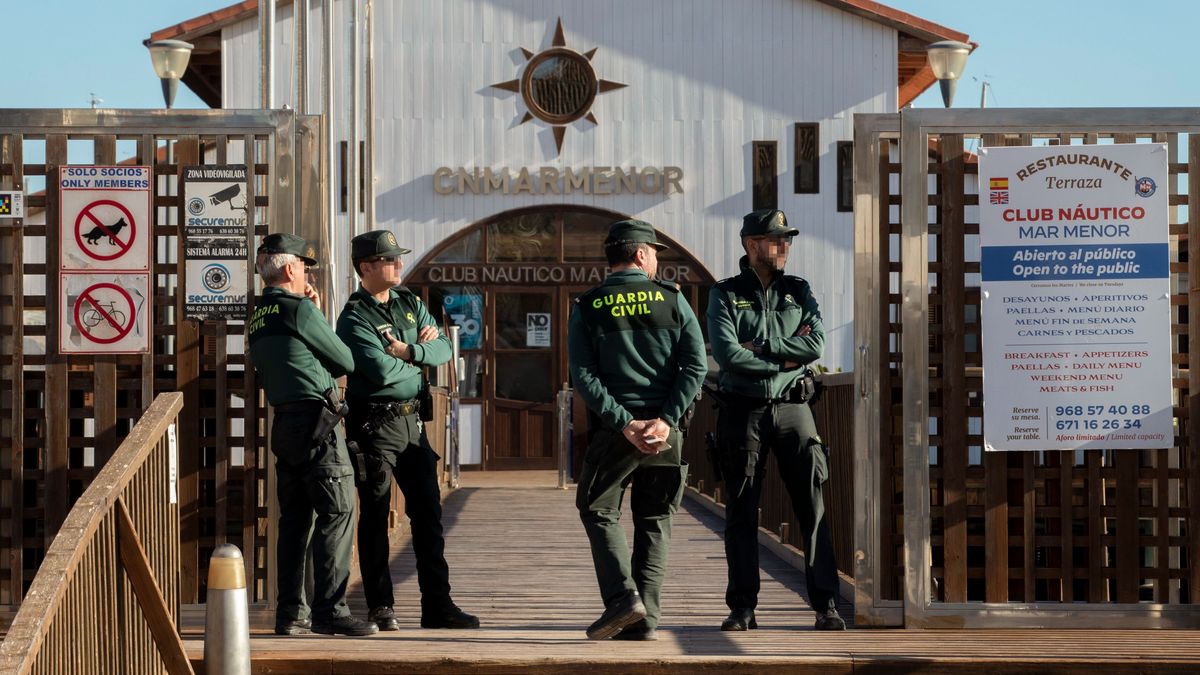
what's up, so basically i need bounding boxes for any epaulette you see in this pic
[653,279,680,293]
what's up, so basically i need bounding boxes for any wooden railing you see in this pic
[682,374,856,576]
[0,392,190,675]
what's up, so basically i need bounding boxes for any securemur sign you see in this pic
[979,143,1171,451]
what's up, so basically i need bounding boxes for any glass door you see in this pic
[486,287,558,469]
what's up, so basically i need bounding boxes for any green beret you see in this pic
[740,209,799,237]
[604,219,667,251]
[352,229,412,260]
[257,232,318,266]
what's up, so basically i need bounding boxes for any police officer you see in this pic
[568,219,707,641]
[706,209,846,631]
[247,233,378,637]
[336,229,479,631]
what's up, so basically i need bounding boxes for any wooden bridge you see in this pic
[174,472,1198,674]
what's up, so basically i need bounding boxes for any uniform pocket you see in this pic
[809,440,829,486]
[310,466,356,514]
[575,460,600,511]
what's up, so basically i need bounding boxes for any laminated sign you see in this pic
[59,166,150,271]
[978,143,1172,451]
[59,273,150,354]
[183,165,250,320]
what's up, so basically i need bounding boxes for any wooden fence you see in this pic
[0,109,319,621]
[0,392,188,675]
[853,108,1200,627]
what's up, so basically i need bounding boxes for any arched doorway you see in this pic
[404,205,716,470]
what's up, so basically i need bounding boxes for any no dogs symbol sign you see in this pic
[59,166,150,272]
[59,274,150,354]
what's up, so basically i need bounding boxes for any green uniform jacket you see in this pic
[568,269,707,431]
[247,286,355,405]
[707,255,824,399]
[336,286,451,402]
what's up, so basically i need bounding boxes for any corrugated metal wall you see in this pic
[221,0,900,371]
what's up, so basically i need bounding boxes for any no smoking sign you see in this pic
[59,274,150,354]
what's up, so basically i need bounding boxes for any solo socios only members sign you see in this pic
[979,143,1171,451]
[58,166,151,354]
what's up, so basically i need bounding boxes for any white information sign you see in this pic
[59,273,151,354]
[979,143,1171,451]
[526,312,551,347]
[183,165,250,320]
[59,166,151,271]
[0,191,24,218]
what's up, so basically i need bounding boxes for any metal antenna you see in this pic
[89,92,103,109]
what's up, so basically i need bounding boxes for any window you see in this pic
[752,141,777,211]
[794,123,819,194]
[836,141,853,212]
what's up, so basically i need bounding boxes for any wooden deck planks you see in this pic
[183,484,1200,673]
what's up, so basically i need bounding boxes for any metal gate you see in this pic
[853,108,1200,628]
[0,108,323,621]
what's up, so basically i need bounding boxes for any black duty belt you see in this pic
[354,399,419,435]
[273,399,324,413]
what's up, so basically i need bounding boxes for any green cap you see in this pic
[257,232,318,265]
[352,229,411,260]
[740,209,799,237]
[604,219,667,251]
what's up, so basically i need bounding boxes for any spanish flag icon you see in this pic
[989,177,1009,190]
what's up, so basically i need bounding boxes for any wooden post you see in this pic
[175,136,201,603]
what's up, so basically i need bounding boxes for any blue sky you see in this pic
[2,1,1196,110]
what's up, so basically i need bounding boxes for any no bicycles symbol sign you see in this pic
[59,166,150,272]
[59,274,149,354]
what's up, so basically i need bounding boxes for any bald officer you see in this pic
[247,233,377,637]
[707,209,845,631]
[336,230,479,631]
[568,219,707,641]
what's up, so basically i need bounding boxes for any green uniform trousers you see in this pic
[348,409,453,612]
[272,405,357,623]
[717,399,837,612]
[576,425,688,630]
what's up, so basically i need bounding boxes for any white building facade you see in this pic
[153,0,969,469]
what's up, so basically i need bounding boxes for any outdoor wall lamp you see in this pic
[926,41,972,108]
[143,39,194,109]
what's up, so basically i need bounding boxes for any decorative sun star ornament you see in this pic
[490,18,626,155]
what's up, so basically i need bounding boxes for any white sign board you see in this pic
[59,273,151,354]
[59,166,151,272]
[183,165,250,320]
[0,191,24,218]
[979,143,1171,451]
[526,312,551,347]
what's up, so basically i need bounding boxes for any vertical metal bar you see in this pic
[140,134,156,412]
[295,0,309,114]
[364,0,375,229]
[241,132,260,599]
[557,385,569,490]
[1113,132,1141,604]
[347,0,360,242]
[259,0,275,109]
[1188,133,1200,602]
[852,114,896,623]
[899,108,931,624]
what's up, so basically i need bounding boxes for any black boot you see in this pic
[369,606,400,631]
[312,615,379,636]
[421,602,481,629]
[612,619,658,641]
[720,608,757,631]
[586,590,647,640]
